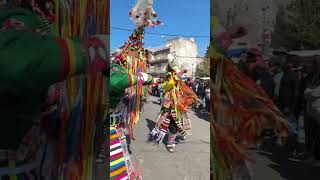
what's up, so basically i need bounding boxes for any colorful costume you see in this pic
[148,62,198,152]
[0,1,107,179]
[210,17,289,179]
[109,0,157,179]
[110,61,152,180]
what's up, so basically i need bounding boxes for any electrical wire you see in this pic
[111,26,209,38]
[175,55,205,58]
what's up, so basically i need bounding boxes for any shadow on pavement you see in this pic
[145,118,169,146]
[146,118,156,131]
[150,95,161,105]
[151,101,160,105]
[191,107,211,122]
[257,146,320,180]
[126,134,132,154]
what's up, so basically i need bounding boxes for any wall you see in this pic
[213,0,290,54]
[148,37,201,77]
[167,37,201,77]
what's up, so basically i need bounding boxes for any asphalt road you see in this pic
[130,96,211,180]
[242,116,320,180]
[102,95,320,180]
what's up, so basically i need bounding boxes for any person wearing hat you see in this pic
[278,61,300,114]
[109,30,154,179]
[147,55,197,152]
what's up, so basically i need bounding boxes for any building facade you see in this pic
[213,0,290,56]
[147,37,202,77]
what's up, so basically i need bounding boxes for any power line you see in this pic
[111,26,209,38]
[176,55,205,59]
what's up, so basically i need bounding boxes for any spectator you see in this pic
[205,85,210,112]
[201,82,207,110]
[194,81,199,93]
[254,67,275,99]
[292,65,304,118]
[278,63,300,114]
[303,57,320,163]
[158,81,163,106]
[197,80,203,97]
[272,64,284,104]
[246,48,269,80]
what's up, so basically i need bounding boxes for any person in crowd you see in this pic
[278,62,300,114]
[246,48,269,81]
[197,80,203,97]
[205,85,210,112]
[201,82,208,111]
[292,64,304,118]
[272,63,284,105]
[245,48,274,99]
[158,80,164,106]
[196,80,204,108]
[193,81,199,95]
[253,67,275,99]
[303,57,320,164]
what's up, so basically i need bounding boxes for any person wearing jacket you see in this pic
[303,58,320,163]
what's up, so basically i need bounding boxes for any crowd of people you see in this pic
[191,80,210,113]
[236,48,320,164]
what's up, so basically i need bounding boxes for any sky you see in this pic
[110,0,210,56]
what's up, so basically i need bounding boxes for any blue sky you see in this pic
[110,0,210,56]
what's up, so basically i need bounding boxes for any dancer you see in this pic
[110,51,152,179]
[109,0,158,179]
[148,55,198,152]
[210,16,289,179]
[0,1,108,179]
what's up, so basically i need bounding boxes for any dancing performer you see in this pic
[210,16,290,180]
[110,50,152,179]
[148,55,198,152]
[0,1,108,179]
[109,0,157,179]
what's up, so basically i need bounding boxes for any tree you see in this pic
[195,46,210,77]
[272,0,320,50]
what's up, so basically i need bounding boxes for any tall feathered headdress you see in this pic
[129,0,160,28]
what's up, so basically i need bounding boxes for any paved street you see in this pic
[248,116,320,180]
[131,96,210,180]
[108,96,320,180]
[247,148,320,180]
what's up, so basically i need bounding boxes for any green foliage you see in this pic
[272,0,320,50]
[195,58,210,77]
[196,46,210,77]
